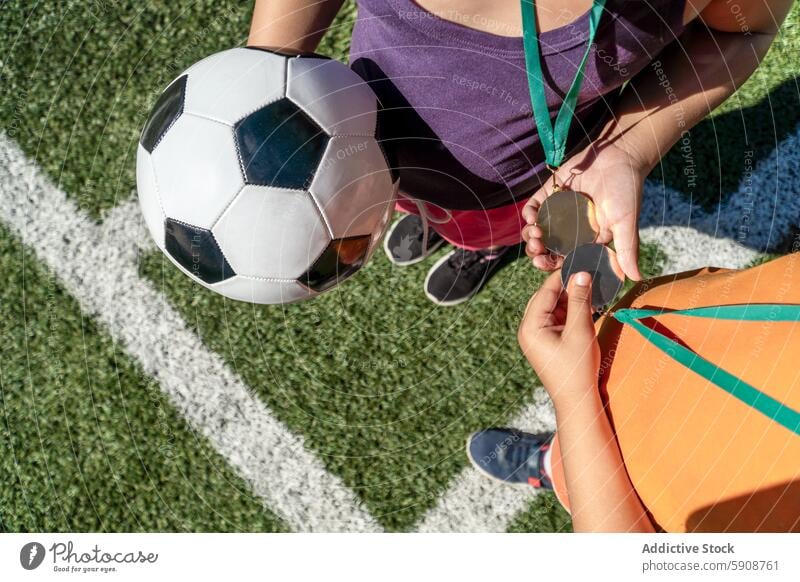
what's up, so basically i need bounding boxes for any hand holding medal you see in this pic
[537,190,624,309]
[520,0,625,309]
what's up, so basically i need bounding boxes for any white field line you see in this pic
[4,119,799,533]
[0,132,381,533]
[415,125,800,532]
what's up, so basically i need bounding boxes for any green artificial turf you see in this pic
[139,239,665,531]
[508,493,573,533]
[0,1,355,221]
[647,3,800,207]
[0,0,797,533]
[0,226,286,532]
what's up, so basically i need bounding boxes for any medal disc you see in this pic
[537,190,598,256]
[561,244,624,309]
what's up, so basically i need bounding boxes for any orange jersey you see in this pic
[551,254,800,532]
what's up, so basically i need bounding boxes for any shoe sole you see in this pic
[464,431,532,489]
[423,250,487,307]
[382,219,446,266]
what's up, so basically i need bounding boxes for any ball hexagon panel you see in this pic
[211,276,313,304]
[135,144,166,249]
[151,113,244,229]
[182,48,286,125]
[309,135,395,239]
[234,98,329,190]
[299,235,372,292]
[287,57,377,137]
[140,75,187,153]
[164,218,234,284]
[211,184,331,280]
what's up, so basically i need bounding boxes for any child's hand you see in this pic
[518,271,601,409]
[521,141,646,281]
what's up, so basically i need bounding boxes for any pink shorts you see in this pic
[395,196,530,251]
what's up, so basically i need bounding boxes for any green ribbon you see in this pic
[520,0,608,168]
[613,304,800,436]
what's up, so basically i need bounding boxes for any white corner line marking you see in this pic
[0,133,381,533]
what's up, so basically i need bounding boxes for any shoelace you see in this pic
[447,248,485,270]
[408,216,438,242]
[403,196,453,256]
[448,247,507,271]
[397,195,506,265]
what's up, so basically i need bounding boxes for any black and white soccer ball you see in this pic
[136,47,397,304]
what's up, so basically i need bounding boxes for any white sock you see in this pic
[542,445,553,480]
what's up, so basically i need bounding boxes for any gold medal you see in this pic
[536,189,599,256]
[521,0,621,301]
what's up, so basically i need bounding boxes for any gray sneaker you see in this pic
[383,214,446,266]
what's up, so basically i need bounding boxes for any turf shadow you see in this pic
[653,77,800,208]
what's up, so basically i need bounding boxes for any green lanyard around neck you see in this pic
[520,0,607,169]
[614,304,800,436]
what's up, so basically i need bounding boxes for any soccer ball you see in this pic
[136,47,397,304]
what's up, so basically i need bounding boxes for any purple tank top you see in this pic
[350,0,686,210]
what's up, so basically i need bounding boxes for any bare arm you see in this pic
[522,0,793,281]
[552,380,655,532]
[248,0,345,53]
[607,0,795,173]
[519,272,654,532]
[534,0,794,533]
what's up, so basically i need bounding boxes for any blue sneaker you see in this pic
[466,428,553,489]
